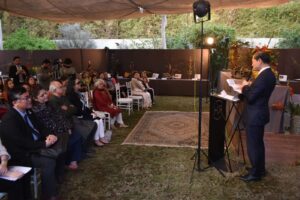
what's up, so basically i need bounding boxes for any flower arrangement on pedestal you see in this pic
[287,86,300,133]
[229,40,250,77]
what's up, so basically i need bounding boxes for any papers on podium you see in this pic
[217,90,239,102]
[0,166,31,181]
[226,79,242,94]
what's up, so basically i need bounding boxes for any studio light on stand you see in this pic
[190,1,222,177]
[191,0,211,173]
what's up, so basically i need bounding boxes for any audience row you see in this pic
[0,56,154,200]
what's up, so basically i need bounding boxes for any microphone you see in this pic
[246,70,252,81]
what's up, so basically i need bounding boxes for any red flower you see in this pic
[289,86,295,96]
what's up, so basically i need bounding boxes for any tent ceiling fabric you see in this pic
[0,0,290,22]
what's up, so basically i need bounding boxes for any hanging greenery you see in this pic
[3,28,56,50]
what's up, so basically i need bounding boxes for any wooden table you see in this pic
[118,78,209,97]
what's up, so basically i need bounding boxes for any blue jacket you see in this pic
[242,68,276,126]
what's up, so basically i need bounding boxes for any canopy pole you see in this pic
[0,20,3,50]
[161,15,167,49]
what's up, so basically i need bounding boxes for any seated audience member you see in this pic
[0,78,4,91]
[27,76,38,91]
[131,71,152,109]
[93,79,128,129]
[5,79,15,91]
[59,75,70,90]
[31,85,71,180]
[0,79,5,104]
[81,71,93,90]
[85,60,98,80]
[0,138,27,200]
[111,73,127,98]
[0,87,59,200]
[141,71,155,104]
[21,83,31,94]
[48,81,84,170]
[1,79,15,104]
[98,72,105,80]
[66,78,108,147]
[103,72,116,101]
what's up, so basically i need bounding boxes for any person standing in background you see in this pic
[37,59,53,89]
[60,58,76,78]
[52,58,63,80]
[9,56,29,86]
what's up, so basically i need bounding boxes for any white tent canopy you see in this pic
[0,0,290,22]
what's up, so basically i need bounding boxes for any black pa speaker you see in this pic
[208,95,226,162]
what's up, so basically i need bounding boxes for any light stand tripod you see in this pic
[190,0,225,178]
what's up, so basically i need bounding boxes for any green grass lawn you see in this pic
[60,96,300,200]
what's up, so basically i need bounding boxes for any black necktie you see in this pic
[24,114,40,141]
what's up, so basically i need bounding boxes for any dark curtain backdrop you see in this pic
[0,49,209,79]
[1,49,299,92]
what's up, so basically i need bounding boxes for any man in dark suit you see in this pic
[239,52,276,182]
[0,87,59,200]
[8,56,29,86]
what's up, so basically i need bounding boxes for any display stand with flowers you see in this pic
[288,86,300,134]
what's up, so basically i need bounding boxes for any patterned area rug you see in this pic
[122,111,209,148]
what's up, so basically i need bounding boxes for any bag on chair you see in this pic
[39,133,69,159]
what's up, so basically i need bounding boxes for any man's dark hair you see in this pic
[253,52,271,64]
[13,56,20,61]
[8,87,27,106]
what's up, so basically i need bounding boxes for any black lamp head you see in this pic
[193,0,211,22]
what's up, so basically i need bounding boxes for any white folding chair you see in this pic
[125,82,143,111]
[88,90,111,130]
[31,168,41,200]
[92,110,111,130]
[115,83,133,115]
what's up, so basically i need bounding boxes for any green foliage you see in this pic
[0,11,59,38]
[278,26,300,48]
[1,1,300,42]
[213,1,300,37]
[189,24,236,87]
[166,29,191,49]
[289,102,300,116]
[3,28,56,50]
